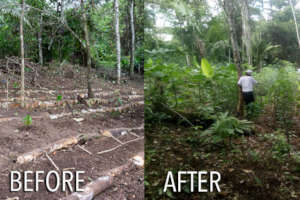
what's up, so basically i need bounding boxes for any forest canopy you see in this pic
[0,0,144,72]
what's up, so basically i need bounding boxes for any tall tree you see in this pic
[38,14,43,66]
[81,0,94,98]
[114,0,121,84]
[130,0,135,78]
[289,0,300,48]
[20,0,25,108]
[220,0,243,116]
[240,0,252,65]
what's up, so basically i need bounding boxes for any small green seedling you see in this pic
[57,94,63,101]
[23,114,32,126]
[117,97,123,106]
[13,82,19,89]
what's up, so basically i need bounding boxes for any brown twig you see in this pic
[77,144,92,155]
[97,136,144,155]
[45,152,60,171]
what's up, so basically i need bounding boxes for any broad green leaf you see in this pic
[201,58,214,78]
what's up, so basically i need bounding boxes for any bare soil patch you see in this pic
[0,66,144,199]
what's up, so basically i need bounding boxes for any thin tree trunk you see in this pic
[222,0,243,116]
[114,0,121,84]
[38,14,43,66]
[228,47,231,64]
[289,0,300,48]
[129,0,135,79]
[20,0,25,108]
[185,54,190,66]
[241,0,252,66]
[81,0,94,98]
[261,0,265,20]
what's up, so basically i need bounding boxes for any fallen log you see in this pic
[49,101,144,120]
[0,91,116,102]
[16,125,144,165]
[0,95,144,109]
[0,101,144,123]
[0,88,142,96]
[17,137,78,164]
[60,152,144,200]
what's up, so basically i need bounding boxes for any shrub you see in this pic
[201,112,253,145]
[264,131,291,161]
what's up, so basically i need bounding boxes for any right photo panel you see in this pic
[145,0,300,199]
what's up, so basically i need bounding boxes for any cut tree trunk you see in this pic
[114,0,121,84]
[240,0,252,65]
[289,0,300,48]
[81,0,94,98]
[20,0,25,108]
[222,0,244,116]
[129,0,135,79]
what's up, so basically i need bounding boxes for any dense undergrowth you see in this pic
[145,58,300,199]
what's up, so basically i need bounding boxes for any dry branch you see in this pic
[77,145,92,155]
[45,152,60,171]
[97,137,144,155]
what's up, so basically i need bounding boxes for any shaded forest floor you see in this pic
[145,110,300,200]
[0,65,144,200]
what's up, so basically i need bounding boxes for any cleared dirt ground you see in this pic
[0,66,144,200]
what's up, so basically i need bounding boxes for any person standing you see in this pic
[238,70,257,106]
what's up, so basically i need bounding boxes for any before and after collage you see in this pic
[0,0,300,199]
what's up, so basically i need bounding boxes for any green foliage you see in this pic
[145,57,241,125]
[255,65,299,128]
[117,97,123,106]
[13,82,19,89]
[246,102,264,120]
[264,131,291,161]
[23,114,32,126]
[271,67,298,128]
[201,112,253,144]
[56,94,62,101]
[201,58,214,78]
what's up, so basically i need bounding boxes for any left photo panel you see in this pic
[0,0,144,199]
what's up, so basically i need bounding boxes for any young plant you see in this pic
[201,112,253,145]
[13,82,19,89]
[57,94,63,101]
[23,114,32,126]
[117,97,123,106]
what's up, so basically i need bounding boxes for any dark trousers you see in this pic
[242,92,254,105]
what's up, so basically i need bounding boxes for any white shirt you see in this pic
[238,76,257,92]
